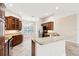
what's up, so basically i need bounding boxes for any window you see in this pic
[22,22,34,35]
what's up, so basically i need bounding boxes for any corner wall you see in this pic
[54,14,77,42]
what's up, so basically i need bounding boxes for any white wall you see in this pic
[5,9,21,19]
[76,14,79,43]
[40,14,77,43]
[54,15,77,42]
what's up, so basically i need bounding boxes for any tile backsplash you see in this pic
[5,30,21,35]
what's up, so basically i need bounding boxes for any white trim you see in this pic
[76,42,79,44]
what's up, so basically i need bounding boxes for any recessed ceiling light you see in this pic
[56,6,59,10]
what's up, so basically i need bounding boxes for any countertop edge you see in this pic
[32,39,64,45]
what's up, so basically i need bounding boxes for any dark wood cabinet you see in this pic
[0,37,5,56]
[18,21,22,30]
[41,22,54,30]
[0,37,11,56]
[12,35,23,47]
[41,22,54,37]
[5,16,22,30]
[32,40,35,56]
[5,16,15,30]
[15,18,19,30]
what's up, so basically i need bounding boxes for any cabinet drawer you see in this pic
[12,35,23,47]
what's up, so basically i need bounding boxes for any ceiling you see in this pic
[5,3,79,19]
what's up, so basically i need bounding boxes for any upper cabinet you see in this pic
[5,16,22,30]
[41,22,54,37]
[41,22,54,30]
[18,21,22,30]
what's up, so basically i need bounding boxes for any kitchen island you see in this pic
[32,36,66,56]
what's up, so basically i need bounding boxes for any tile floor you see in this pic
[11,36,31,56]
[66,41,79,56]
[11,37,79,56]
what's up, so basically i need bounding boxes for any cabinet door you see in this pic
[7,18,13,30]
[48,23,51,30]
[47,22,54,30]
[12,35,23,47]
[4,43,8,56]
[0,37,5,56]
[5,16,15,30]
[18,21,22,30]
[12,18,16,30]
[32,40,35,56]
[15,19,19,30]
[5,16,22,30]
[50,22,54,30]
[5,17,15,30]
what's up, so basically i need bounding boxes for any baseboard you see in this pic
[66,40,79,45]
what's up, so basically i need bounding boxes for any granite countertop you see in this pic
[32,36,64,45]
[5,35,12,43]
[5,33,22,43]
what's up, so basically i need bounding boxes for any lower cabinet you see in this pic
[0,37,11,56]
[4,43,7,56]
[12,35,23,47]
[0,37,5,56]
[0,35,23,56]
[32,40,35,56]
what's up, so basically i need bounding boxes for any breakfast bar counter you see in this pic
[32,36,66,56]
[32,36,64,45]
